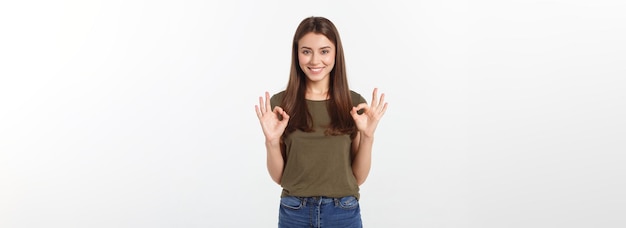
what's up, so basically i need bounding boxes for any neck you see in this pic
[306,82,330,100]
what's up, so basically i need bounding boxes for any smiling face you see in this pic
[297,32,336,85]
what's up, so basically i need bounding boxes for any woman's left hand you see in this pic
[350,88,388,137]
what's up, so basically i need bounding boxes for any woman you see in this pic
[255,16,388,228]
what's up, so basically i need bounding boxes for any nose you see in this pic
[310,52,321,65]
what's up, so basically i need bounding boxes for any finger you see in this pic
[354,103,368,112]
[264,91,272,113]
[350,106,363,120]
[380,102,389,115]
[377,93,386,110]
[350,106,358,118]
[274,106,290,125]
[255,105,262,119]
[354,103,371,118]
[258,96,265,113]
[282,111,290,119]
[280,108,290,122]
[274,106,284,115]
[371,88,378,107]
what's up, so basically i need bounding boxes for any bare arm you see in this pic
[351,132,374,186]
[265,139,285,185]
[350,88,388,186]
[255,92,289,185]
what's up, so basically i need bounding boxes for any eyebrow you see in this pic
[300,46,332,50]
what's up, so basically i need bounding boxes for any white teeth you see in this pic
[310,67,323,72]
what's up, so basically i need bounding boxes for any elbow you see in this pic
[352,166,370,186]
[355,175,367,186]
[271,175,282,185]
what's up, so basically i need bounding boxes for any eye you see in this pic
[302,50,311,55]
[321,49,329,54]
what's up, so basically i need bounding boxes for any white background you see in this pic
[1,0,625,227]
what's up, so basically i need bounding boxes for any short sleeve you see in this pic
[350,90,367,106]
[270,91,285,110]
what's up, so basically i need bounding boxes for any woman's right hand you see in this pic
[255,91,290,143]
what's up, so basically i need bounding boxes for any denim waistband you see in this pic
[301,196,336,204]
[290,196,356,207]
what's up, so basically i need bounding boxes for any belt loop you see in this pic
[334,198,339,207]
[301,197,307,207]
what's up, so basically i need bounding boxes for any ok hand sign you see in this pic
[255,92,290,143]
[350,88,388,138]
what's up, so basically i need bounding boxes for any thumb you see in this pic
[275,106,290,122]
[350,106,358,118]
[274,106,284,114]
[352,103,368,115]
[281,110,290,122]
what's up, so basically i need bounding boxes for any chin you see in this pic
[306,72,329,81]
[306,75,325,82]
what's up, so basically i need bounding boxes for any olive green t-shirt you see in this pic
[270,91,367,199]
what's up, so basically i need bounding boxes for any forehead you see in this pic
[298,32,335,49]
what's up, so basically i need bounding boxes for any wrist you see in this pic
[265,138,281,147]
[359,130,375,140]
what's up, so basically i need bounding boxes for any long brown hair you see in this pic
[281,16,356,137]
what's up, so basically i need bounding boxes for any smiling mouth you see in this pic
[309,67,324,73]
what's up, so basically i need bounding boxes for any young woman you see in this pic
[255,16,388,228]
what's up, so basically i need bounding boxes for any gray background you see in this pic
[1,0,625,227]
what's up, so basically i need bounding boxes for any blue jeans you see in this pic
[278,196,362,228]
